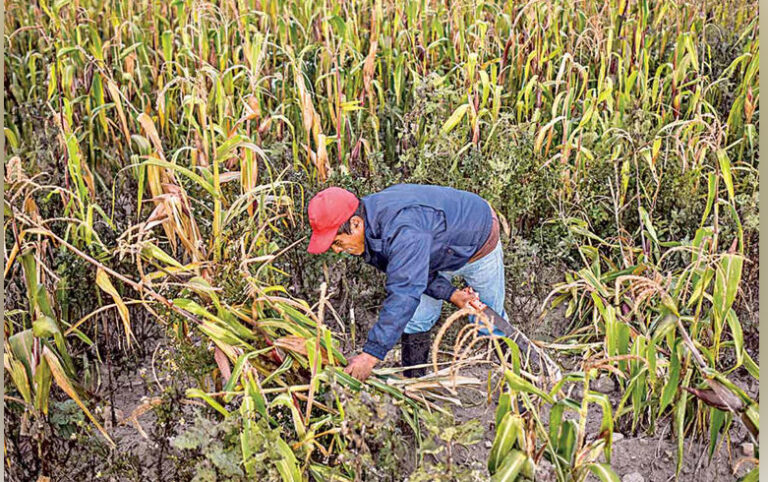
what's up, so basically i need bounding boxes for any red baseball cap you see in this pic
[307,187,360,254]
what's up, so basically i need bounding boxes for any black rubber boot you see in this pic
[400,331,432,378]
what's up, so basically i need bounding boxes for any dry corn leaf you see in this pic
[274,335,330,364]
[42,347,115,447]
[137,113,165,161]
[95,268,133,345]
[106,78,131,144]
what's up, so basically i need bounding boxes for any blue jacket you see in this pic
[360,184,493,359]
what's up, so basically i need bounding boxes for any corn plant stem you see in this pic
[676,316,708,370]
[305,282,328,422]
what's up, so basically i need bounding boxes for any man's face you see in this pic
[330,216,365,255]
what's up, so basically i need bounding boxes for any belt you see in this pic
[468,204,499,263]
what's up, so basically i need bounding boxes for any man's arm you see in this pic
[361,227,432,361]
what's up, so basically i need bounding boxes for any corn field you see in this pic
[4,0,759,480]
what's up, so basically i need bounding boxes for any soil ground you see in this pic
[355,294,759,482]
[90,294,758,482]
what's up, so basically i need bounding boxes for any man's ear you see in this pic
[351,215,364,231]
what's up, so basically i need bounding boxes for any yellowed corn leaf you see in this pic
[145,163,165,198]
[246,95,261,121]
[5,238,21,279]
[257,117,272,134]
[137,113,165,161]
[106,79,131,144]
[42,347,115,447]
[95,268,133,345]
[363,40,378,94]
[315,134,329,181]
[295,74,315,135]
[5,353,32,403]
[214,345,232,381]
[81,161,97,199]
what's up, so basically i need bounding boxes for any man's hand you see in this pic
[344,352,379,381]
[449,287,484,310]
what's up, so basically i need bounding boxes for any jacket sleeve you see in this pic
[424,274,456,302]
[362,227,432,360]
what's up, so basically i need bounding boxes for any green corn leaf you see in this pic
[8,330,35,379]
[715,149,735,202]
[713,254,743,323]
[490,449,527,481]
[161,30,173,61]
[504,370,554,404]
[659,340,681,416]
[630,337,647,429]
[708,407,726,460]
[223,348,273,397]
[557,419,578,462]
[244,371,273,424]
[21,251,38,315]
[683,34,699,71]
[141,243,184,268]
[33,355,52,414]
[743,352,759,379]
[587,392,614,462]
[586,463,621,482]
[186,388,230,417]
[725,309,744,367]
[638,206,659,245]
[141,158,218,197]
[174,298,224,326]
[441,103,470,134]
[674,369,692,477]
[581,270,609,298]
[309,464,352,482]
[488,412,524,473]
[744,404,759,436]
[47,63,57,101]
[647,336,657,386]
[198,323,249,347]
[4,128,19,150]
[271,393,306,438]
[740,467,759,482]
[274,436,303,482]
[724,201,745,253]
[500,337,521,375]
[496,392,511,427]
[32,315,60,339]
[687,268,714,308]
[700,172,716,226]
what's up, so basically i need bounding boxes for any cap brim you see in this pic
[307,229,337,254]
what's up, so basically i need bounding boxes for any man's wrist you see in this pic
[360,352,379,363]
[448,288,460,306]
[362,342,387,361]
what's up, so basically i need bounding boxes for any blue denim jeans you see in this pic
[403,241,507,336]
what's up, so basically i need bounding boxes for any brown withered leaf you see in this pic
[274,335,330,365]
[683,379,744,412]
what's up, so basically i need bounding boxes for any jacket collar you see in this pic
[361,198,384,263]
